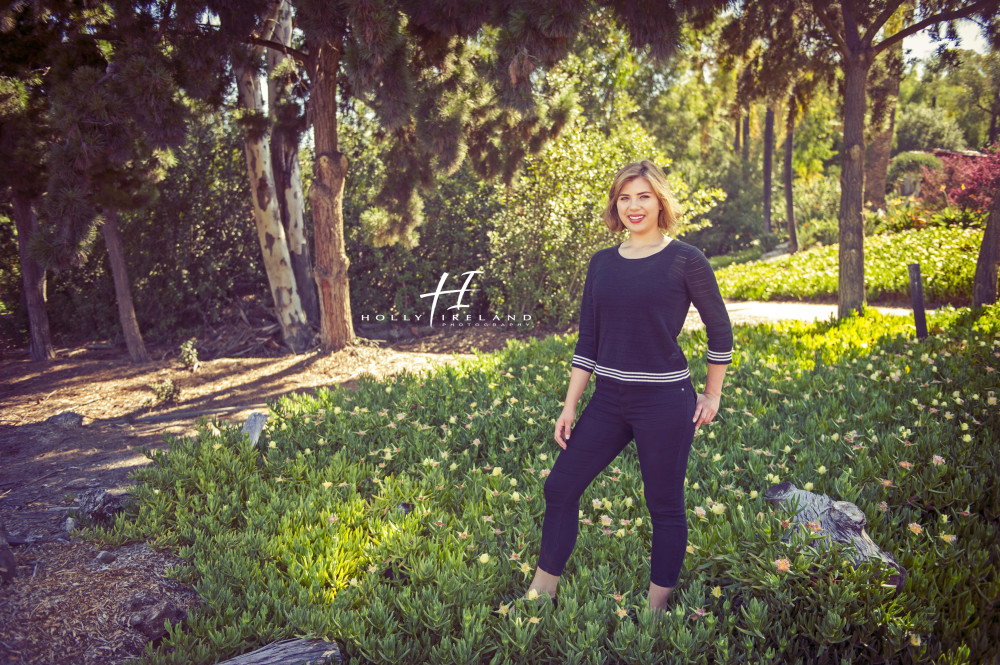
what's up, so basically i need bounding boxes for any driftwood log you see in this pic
[242,412,269,449]
[215,639,342,665]
[764,481,907,588]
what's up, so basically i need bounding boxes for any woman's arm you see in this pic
[554,366,592,449]
[693,362,727,429]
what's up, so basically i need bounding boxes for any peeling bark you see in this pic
[267,0,320,326]
[234,23,311,354]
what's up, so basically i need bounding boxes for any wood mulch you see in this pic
[0,322,560,665]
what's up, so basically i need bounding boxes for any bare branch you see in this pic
[874,0,998,56]
[861,0,905,46]
[247,35,313,68]
[811,0,849,57]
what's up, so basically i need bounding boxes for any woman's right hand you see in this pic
[554,405,576,450]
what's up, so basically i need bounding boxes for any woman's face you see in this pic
[616,176,662,236]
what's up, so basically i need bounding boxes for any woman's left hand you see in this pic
[692,393,721,430]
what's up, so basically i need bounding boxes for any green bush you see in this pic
[714,226,982,304]
[92,304,1000,664]
[894,105,966,155]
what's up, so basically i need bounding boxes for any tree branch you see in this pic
[247,35,314,68]
[861,0,905,47]
[873,0,998,56]
[811,0,849,57]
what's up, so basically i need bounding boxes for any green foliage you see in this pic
[93,304,1000,664]
[715,226,982,304]
[179,337,198,371]
[149,378,180,405]
[45,112,267,341]
[894,105,966,155]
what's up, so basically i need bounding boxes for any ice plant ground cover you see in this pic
[92,305,1000,664]
[714,226,982,303]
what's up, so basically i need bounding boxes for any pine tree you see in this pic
[0,17,55,361]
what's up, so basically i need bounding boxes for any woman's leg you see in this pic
[629,382,698,610]
[532,385,633,595]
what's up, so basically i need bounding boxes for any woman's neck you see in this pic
[623,230,669,248]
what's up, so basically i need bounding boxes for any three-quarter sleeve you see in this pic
[572,258,597,373]
[685,249,734,365]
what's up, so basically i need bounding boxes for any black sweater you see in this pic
[571,239,734,384]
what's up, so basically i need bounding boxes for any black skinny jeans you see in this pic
[537,375,697,588]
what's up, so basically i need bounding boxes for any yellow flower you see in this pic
[711,586,722,598]
[909,633,921,646]
[498,604,510,616]
[479,553,490,564]
[803,482,814,491]
[615,607,629,618]
[492,467,503,476]
[322,481,333,488]
[817,465,827,475]
[908,522,923,535]
[528,616,541,624]
[940,534,957,543]
[774,558,791,572]
[710,503,726,515]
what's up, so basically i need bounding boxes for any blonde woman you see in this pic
[525,159,733,613]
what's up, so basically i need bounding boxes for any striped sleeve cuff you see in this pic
[707,349,733,365]
[572,355,596,372]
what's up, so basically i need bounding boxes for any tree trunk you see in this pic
[101,209,150,363]
[987,102,998,147]
[972,178,1000,307]
[309,41,356,351]
[267,0,320,327]
[734,115,740,153]
[741,112,750,164]
[763,105,774,234]
[234,51,312,354]
[11,193,54,361]
[838,51,871,318]
[784,110,799,253]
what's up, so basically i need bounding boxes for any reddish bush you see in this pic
[919,143,1000,212]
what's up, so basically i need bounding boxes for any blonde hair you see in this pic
[603,160,682,234]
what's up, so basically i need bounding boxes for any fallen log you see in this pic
[0,512,15,584]
[215,638,342,665]
[764,481,907,589]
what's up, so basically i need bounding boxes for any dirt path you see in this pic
[0,302,923,664]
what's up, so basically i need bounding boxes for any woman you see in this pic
[525,159,733,613]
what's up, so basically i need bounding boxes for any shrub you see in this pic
[714,226,982,304]
[91,305,1000,664]
[895,105,966,154]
